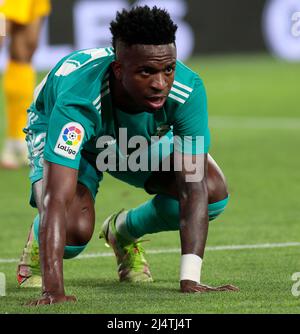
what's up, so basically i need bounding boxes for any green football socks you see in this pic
[125,195,229,239]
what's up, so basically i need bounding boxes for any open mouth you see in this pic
[145,96,167,110]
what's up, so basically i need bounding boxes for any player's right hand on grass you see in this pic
[26,292,77,306]
[180,280,239,293]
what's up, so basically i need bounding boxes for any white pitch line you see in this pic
[0,242,299,264]
[0,258,19,264]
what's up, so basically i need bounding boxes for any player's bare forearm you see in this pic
[175,154,239,294]
[178,179,208,257]
[176,178,239,293]
[175,153,209,258]
[39,199,67,296]
[177,180,212,292]
[28,202,77,306]
[27,161,78,306]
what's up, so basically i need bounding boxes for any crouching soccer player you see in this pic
[0,0,51,169]
[17,6,238,306]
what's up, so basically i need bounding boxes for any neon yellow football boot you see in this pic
[17,224,42,288]
[100,210,153,283]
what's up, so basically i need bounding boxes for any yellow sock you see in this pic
[3,60,36,140]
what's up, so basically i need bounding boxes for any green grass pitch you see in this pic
[0,54,299,314]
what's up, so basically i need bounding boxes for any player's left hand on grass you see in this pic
[180,280,239,293]
[25,293,77,306]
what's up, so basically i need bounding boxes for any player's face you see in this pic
[113,43,177,112]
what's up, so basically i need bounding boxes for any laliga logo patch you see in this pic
[62,126,82,146]
[54,122,84,160]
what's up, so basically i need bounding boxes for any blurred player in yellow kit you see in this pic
[0,0,51,169]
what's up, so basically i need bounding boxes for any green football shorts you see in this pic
[26,127,176,207]
[26,128,103,208]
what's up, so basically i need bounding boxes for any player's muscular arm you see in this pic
[176,154,209,257]
[175,153,238,293]
[175,153,208,292]
[27,161,77,306]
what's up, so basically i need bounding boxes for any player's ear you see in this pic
[111,61,122,80]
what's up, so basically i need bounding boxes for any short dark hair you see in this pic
[110,6,178,49]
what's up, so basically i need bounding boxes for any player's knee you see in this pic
[33,215,88,259]
[25,38,39,60]
[10,41,37,62]
[66,206,95,246]
[63,207,95,259]
[65,184,95,245]
[10,44,30,63]
[207,160,228,203]
[68,224,93,246]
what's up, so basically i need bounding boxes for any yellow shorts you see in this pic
[0,0,51,25]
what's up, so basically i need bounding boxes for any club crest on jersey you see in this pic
[54,123,84,160]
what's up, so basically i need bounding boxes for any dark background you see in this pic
[49,0,268,55]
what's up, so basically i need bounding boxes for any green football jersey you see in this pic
[26,47,210,172]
